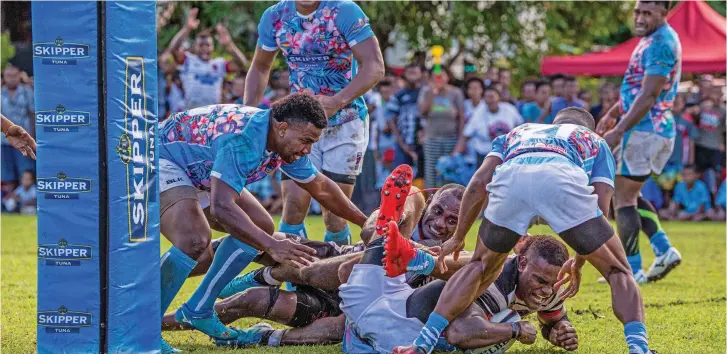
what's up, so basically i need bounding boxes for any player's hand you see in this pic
[5,125,36,160]
[602,128,624,150]
[549,321,578,351]
[216,24,232,47]
[437,237,464,273]
[185,8,200,30]
[595,115,616,136]
[554,258,581,300]
[314,95,344,118]
[266,234,317,268]
[517,321,537,345]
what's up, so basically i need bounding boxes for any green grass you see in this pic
[2,215,725,353]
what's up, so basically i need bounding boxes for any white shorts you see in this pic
[310,118,369,177]
[484,155,601,235]
[613,130,674,177]
[159,158,211,209]
[339,264,420,354]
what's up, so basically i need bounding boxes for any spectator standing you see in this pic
[483,67,499,86]
[463,78,486,123]
[167,8,248,109]
[657,94,697,205]
[230,74,246,103]
[590,83,618,124]
[661,165,711,221]
[3,170,36,214]
[516,79,537,112]
[550,73,566,98]
[419,66,464,188]
[578,89,592,111]
[1,65,35,187]
[694,97,726,191]
[538,76,586,124]
[457,86,523,165]
[387,64,423,167]
[520,80,551,123]
[498,68,514,104]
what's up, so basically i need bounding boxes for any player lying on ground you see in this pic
[157,94,367,352]
[161,180,448,338]
[393,108,653,354]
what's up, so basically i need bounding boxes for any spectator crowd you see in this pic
[2,8,725,222]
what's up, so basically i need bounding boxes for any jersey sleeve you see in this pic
[279,156,318,183]
[590,140,616,188]
[257,6,279,51]
[644,39,677,78]
[487,135,507,160]
[211,137,257,194]
[335,1,375,48]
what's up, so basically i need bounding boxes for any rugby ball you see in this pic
[466,309,521,354]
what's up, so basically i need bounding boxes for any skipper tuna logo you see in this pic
[37,306,92,334]
[38,238,92,266]
[121,57,156,242]
[37,172,92,200]
[35,104,91,133]
[33,36,90,65]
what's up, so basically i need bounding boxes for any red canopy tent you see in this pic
[541,0,727,76]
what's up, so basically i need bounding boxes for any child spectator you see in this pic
[3,170,36,214]
[708,179,726,221]
[661,165,711,221]
[520,80,551,123]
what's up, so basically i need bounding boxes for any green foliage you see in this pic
[0,32,16,70]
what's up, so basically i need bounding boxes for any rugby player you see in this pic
[157,94,367,352]
[1,114,36,159]
[245,0,385,245]
[596,0,682,283]
[394,108,654,354]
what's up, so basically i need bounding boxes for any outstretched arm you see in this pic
[1,114,36,159]
[243,46,278,107]
[297,173,367,227]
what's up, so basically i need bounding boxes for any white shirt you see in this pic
[464,102,523,155]
[179,53,229,109]
[464,99,486,123]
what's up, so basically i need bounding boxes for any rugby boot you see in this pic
[376,165,413,236]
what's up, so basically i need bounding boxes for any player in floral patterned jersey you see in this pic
[596,0,682,286]
[395,108,656,354]
[245,0,385,246]
[156,93,367,353]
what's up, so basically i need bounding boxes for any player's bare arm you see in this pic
[316,36,385,118]
[210,177,316,268]
[538,310,578,351]
[243,46,279,107]
[296,173,368,227]
[603,75,668,148]
[1,114,36,159]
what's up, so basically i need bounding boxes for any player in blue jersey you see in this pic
[245,0,385,246]
[392,108,655,354]
[596,0,682,284]
[156,93,367,352]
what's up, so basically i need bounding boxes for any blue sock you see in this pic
[185,236,258,314]
[279,221,308,239]
[627,253,642,274]
[624,321,649,354]
[413,312,449,354]
[407,249,436,275]
[649,231,671,257]
[160,246,197,316]
[324,225,351,245]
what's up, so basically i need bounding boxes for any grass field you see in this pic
[2,214,725,353]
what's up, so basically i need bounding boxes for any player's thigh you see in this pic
[614,175,644,208]
[280,179,312,223]
[319,118,368,182]
[160,187,211,257]
[559,215,627,271]
[476,217,522,256]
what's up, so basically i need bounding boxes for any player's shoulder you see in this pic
[649,24,680,50]
[262,1,292,18]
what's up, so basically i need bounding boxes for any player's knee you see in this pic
[323,209,347,231]
[604,264,632,286]
[178,227,211,260]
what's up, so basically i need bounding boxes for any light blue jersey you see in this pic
[258,0,375,127]
[620,23,681,138]
[159,105,318,193]
[488,123,616,188]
